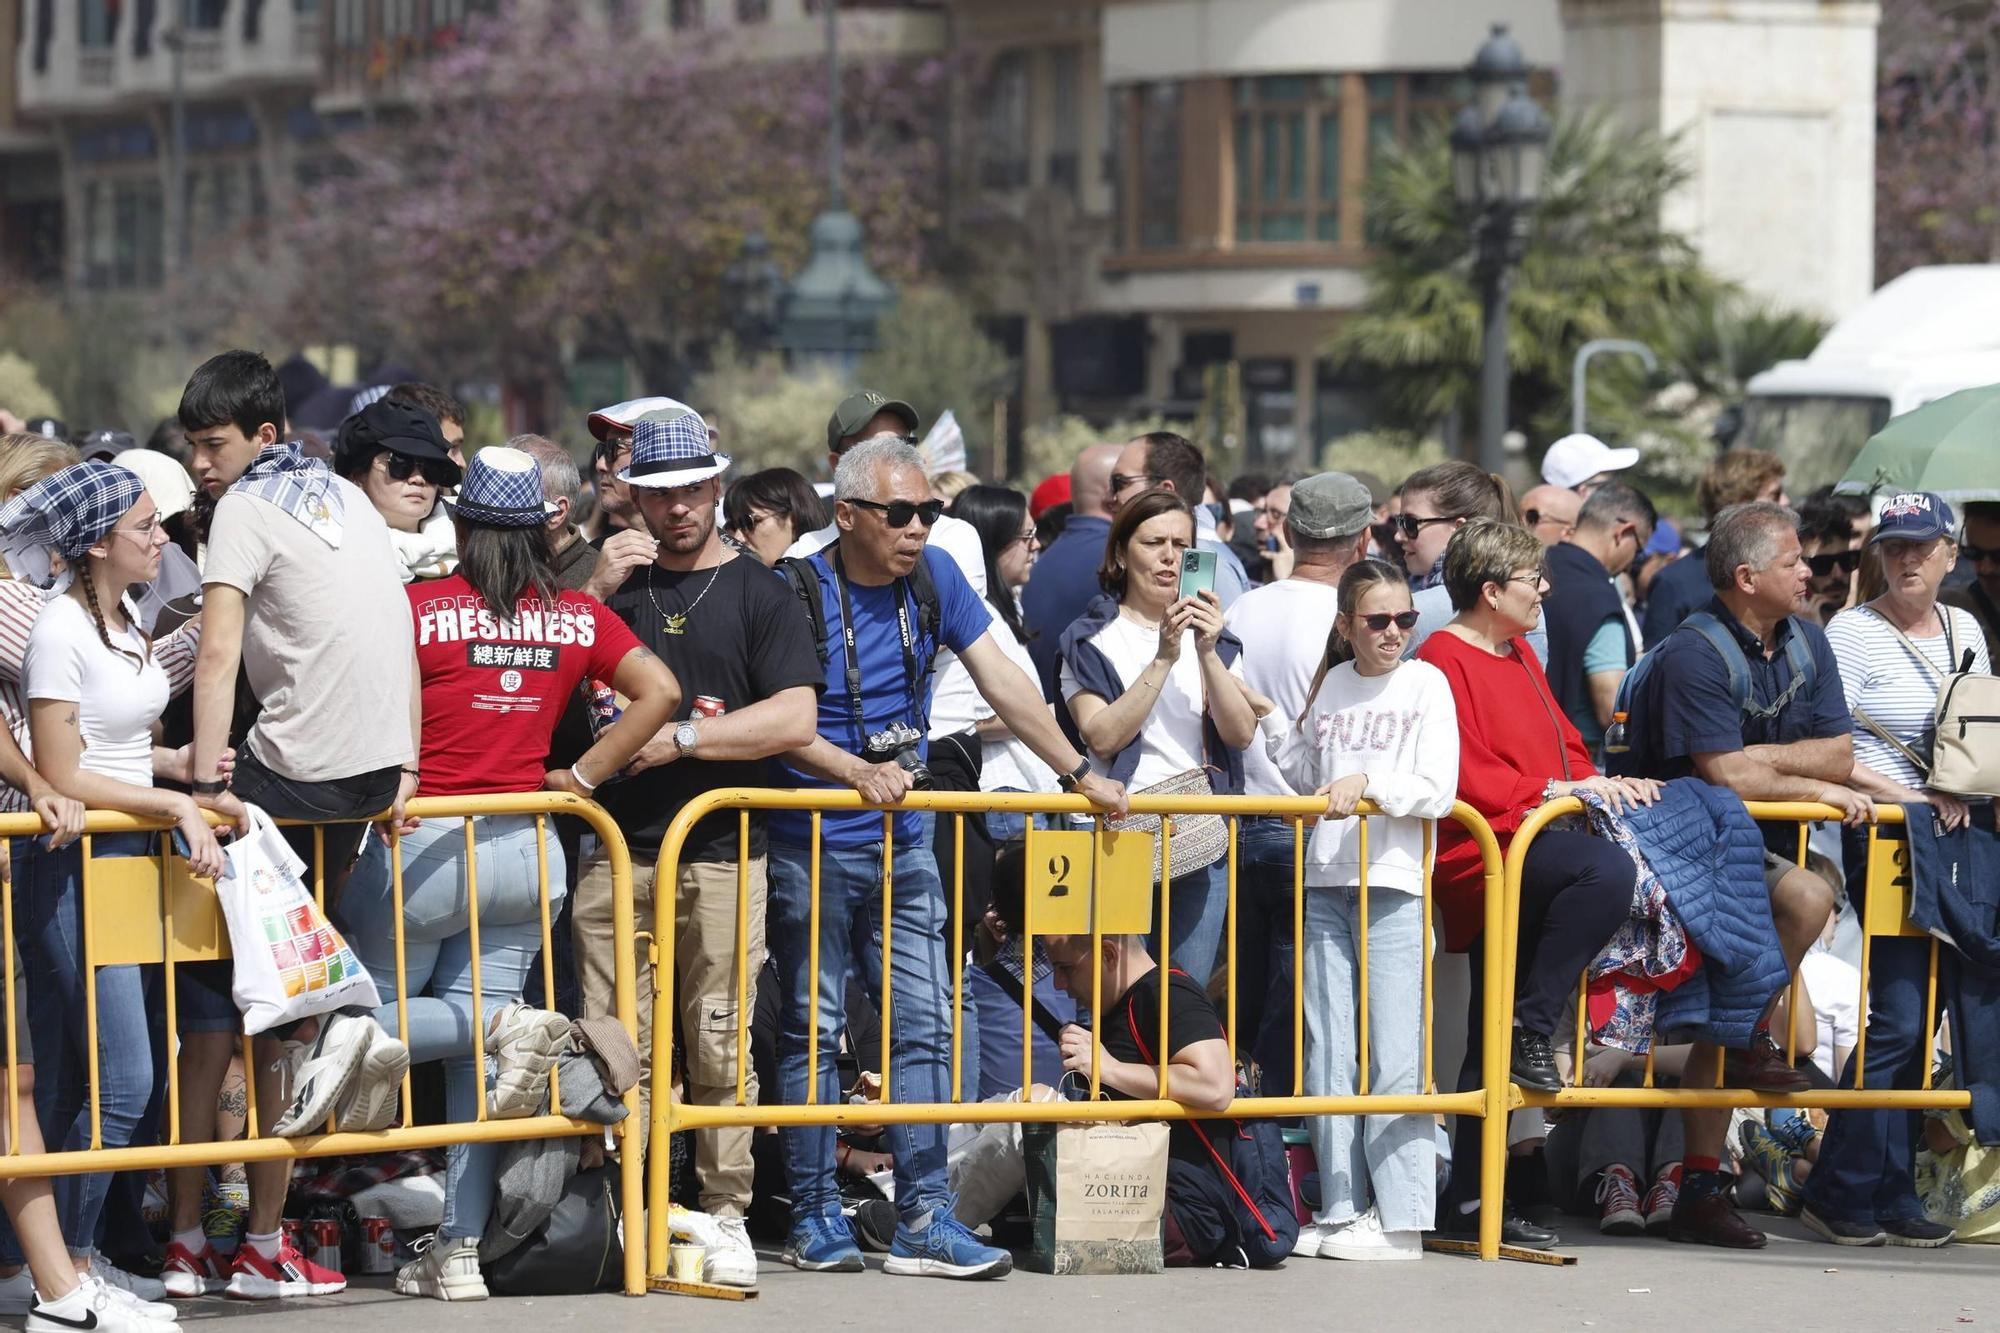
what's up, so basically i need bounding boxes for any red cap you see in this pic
[1029,474,1071,519]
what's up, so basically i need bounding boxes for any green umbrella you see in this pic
[1837,383,2000,503]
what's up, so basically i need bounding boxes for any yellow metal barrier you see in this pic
[0,793,647,1298]
[644,788,1512,1278]
[1502,799,1971,1115]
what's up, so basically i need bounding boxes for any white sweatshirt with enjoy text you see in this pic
[1270,657,1460,894]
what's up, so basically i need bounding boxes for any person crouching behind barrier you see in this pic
[1274,559,1459,1261]
[8,463,227,1310]
[340,448,677,1301]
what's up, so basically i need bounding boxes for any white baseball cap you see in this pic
[1541,433,1640,490]
[113,448,197,521]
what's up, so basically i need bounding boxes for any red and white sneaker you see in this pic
[224,1241,346,1300]
[161,1240,226,1297]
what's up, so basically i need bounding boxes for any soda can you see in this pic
[281,1218,304,1255]
[587,682,621,737]
[310,1218,342,1276]
[359,1216,395,1274]
[691,695,727,718]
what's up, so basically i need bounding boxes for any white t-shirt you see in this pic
[786,513,996,739]
[1272,658,1459,893]
[23,594,169,788]
[1060,613,1240,790]
[1224,577,1341,797]
[1827,603,1990,789]
[204,480,416,782]
[977,596,1059,796]
[1801,943,1861,1084]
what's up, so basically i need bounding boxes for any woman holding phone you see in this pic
[1057,488,1259,986]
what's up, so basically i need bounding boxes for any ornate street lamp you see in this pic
[721,229,786,348]
[775,0,897,366]
[1450,23,1552,474]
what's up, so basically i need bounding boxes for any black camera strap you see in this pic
[831,547,926,748]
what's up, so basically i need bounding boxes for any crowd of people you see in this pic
[0,356,1990,1320]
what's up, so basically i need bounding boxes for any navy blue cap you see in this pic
[1869,492,1957,545]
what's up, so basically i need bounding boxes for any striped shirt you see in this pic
[1827,602,1990,790]
[0,580,201,814]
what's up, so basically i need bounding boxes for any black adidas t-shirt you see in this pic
[1102,967,1228,1168]
[596,555,822,862]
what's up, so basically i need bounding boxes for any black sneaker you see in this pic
[1800,1206,1886,1247]
[1882,1217,1954,1248]
[1510,1028,1561,1092]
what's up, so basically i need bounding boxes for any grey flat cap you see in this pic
[1287,471,1375,539]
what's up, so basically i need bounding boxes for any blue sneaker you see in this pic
[882,1213,1013,1280]
[783,1214,865,1273]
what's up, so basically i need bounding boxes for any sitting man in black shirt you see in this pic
[1041,932,1241,1263]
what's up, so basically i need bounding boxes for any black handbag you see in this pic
[481,1165,624,1296]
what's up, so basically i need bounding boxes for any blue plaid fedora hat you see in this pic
[620,413,730,489]
[444,447,556,528]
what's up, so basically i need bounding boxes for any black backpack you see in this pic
[776,545,943,704]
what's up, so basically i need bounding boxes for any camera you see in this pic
[861,720,933,790]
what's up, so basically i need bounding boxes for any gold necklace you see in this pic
[646,562,722,636]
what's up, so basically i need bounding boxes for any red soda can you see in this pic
[310,1218,343,1275]
[692,695,726,718]
[281,1218,304,1255]
[360,1216,394,1273]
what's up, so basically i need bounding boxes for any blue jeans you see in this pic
[12,832,158,1256]
[768,839,957,1223]
[343,815,564,1240]
[1301,886,1434,1234]
[1234,817,1301,1096]
[1150,858,1226,989]
[1804,826,1932,1225]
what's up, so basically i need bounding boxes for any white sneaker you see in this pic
[1291,1220,1337,1258]
[334,1021,411,1132]
[82,1272,177,1322]
[395,1234,487,1302]
[703,1217,759,1289]
[28,1278,175,1333]
[0,1267,35,1315]
[485,1004,570,1119]
[1320,1209,1422,1262]
[88,1257,170,1307]
[271,1013,373,1136]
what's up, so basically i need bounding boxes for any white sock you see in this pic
[36,1281,85,1311]
[171,1227,206,1255]
[246,1230,282,1261]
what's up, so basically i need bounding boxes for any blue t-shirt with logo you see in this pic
[773,544,993,848]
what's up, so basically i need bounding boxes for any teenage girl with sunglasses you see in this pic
[1274,560,1459,1262]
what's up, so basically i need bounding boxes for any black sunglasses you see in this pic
[1805,548,1861,577]
[384,453,461,488]
[1353,610,1422,633]
[1963,542,1999,564]
[1392,513,1458,539]
[1110,472,1164,494]
[1523,508,1571,529]
[849,497,945,529]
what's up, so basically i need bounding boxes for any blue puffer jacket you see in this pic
[1620,778,1791,1049]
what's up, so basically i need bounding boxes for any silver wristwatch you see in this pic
[674,720,700,758]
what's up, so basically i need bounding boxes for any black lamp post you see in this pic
[1450,23,1552,474]
[721,229,785,348]
[774,0,897,367]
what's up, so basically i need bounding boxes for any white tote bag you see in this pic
[215,804,381,1034]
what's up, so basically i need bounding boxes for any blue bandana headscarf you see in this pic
[0,462,146,562]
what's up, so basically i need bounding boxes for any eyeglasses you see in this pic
[1963,542,1999,564]
[1008,527,1039,549]
[113,516,161,542]
[1506,572,1549,589]
[1805,548,1862,577]
[1354,610,1421,633]
[1392,513,1458,539]
[383,453,461,487]
[1110,472,1163,495]
[848,497,945,529]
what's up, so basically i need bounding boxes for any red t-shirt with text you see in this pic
[409,575,642,795]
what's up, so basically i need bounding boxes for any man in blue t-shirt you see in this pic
[1610,501,1864,1251]
[770,437,1126,1282]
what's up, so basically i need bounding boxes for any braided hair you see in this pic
[78,560,151,674]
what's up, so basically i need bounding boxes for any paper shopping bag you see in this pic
[215,804,381,1033]
[1021,1119,1167,1274]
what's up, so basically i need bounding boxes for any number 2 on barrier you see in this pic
[1026,830,1153,935]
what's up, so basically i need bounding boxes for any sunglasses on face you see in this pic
[1393,513,1457,539]
[1522,508,1557,528]
[849,497,945,529]
[1110,472,1163,494]
[1353,610,1421,633]
[1805,548,1862,577]
[1963,542,1999,564]
[384,453,461,487]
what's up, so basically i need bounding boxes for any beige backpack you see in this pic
[1853,606,2000,799]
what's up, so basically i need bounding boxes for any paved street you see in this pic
[139,1217,1996,1333]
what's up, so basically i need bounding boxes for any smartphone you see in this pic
[1177,548,1217,602]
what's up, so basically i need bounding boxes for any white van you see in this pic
[1738,265,2000,494]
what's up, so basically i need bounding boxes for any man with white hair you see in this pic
[768,436,1128,1281]
[509,434,595,590]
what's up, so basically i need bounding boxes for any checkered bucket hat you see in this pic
[0,462,147,560]
[444,447,555,528]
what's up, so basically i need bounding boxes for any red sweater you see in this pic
[1414,629,1596,951]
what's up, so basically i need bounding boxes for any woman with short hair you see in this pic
[723,467,829,567]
